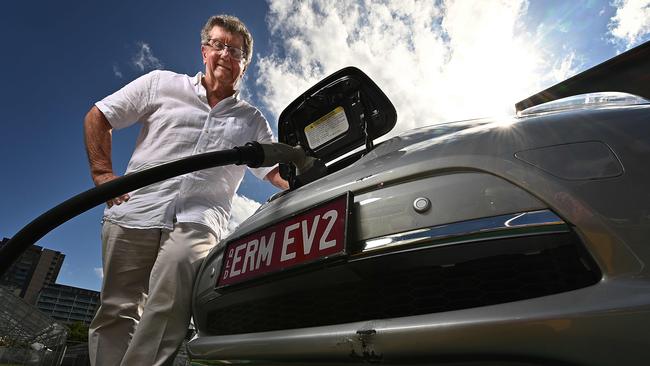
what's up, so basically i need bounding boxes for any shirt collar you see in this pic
[194,72,240,103]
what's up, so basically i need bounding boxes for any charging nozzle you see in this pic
[242,142,323,176]
[242,142,326,189]
[261,143,318,174]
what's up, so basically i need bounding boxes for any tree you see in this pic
[67,321,88,343]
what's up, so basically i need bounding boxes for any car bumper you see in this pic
[188,277,650,365]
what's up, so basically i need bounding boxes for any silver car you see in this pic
[188,41,650,365]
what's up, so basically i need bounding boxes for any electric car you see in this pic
[188,41,650,365]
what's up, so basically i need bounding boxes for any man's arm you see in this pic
[83,106,130,207]
[265,167,289,190]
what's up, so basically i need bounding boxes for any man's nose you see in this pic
[217,47,233,60]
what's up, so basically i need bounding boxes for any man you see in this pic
[85,15,287,365]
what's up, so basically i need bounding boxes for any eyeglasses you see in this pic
[205,39,246,62]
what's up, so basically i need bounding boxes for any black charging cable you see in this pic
[0,142,319,275]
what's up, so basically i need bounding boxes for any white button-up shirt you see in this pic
[96,70,276,239]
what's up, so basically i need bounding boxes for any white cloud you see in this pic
[257,0,575,137]
[608,0,650,48]
[550,49,579,83]
[132,42,164,72]
[226,194,262,235]
[256,0,578,138]
[237,73,254,104]
[113,64,123,78]
[94,267,103,279]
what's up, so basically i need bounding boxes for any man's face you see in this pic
[201,26,246,88]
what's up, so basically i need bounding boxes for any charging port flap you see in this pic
[278,67,397,186]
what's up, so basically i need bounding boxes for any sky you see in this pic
[0,0,648,292]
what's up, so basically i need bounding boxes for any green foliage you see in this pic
[67,321,89,343]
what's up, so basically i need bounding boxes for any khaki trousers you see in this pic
[88,221,218,366]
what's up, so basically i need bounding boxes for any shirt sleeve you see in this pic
[95,70,160,130]
[248,109,278,180]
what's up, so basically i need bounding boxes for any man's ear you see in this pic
[201,45,208,64]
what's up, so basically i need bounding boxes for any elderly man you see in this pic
[85,15,287,365]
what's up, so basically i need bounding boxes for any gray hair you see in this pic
[201,15,253,65]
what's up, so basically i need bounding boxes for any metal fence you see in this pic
[0,286,68,365]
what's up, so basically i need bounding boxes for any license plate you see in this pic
[216,193,351,288]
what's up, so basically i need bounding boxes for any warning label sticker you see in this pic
[304,106,349,149]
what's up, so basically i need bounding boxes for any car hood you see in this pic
[233,117,501,236]
[230,103,649,242]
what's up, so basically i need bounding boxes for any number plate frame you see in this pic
[216,192,352,289]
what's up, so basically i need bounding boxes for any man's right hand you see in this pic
[84,106,129,208]
[94,173,131,208]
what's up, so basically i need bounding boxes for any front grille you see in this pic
[206,241,600,335]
